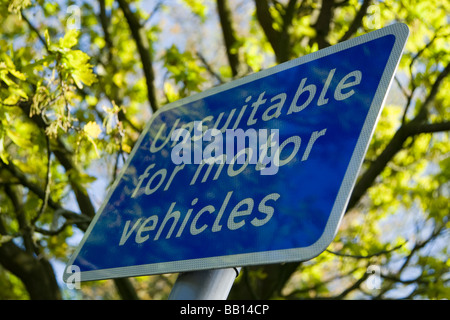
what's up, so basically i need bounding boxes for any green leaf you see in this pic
[59,29,79,49]
[0,130,8,165]
[3,94,19,105]
[63,50,97,89]
[0,71,14,86]
[181,0,208,22]
[83,121,102,139]
[44,29,51,48]
[9,69,26,81]
[6,126,34,149]
[7,0,32,15]
[0,234,13,245]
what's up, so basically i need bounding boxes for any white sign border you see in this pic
[64,23,409,282]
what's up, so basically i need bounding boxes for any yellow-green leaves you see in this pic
[7,0,31,16]
[44,29,97,89]
[83,121,102,158]
[163,45,206,99]
[59,29,79,49]
[83,121,102,139]
[0,52,28,105]
[163,82,179,103]
[180,0,208,22]
[63,50,96,89]
[0,125,8,164]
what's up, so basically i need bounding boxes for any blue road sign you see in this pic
[64,23,409,282]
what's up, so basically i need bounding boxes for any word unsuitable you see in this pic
[150,67,361,156]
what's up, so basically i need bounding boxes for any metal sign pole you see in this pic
[168,267,241,300]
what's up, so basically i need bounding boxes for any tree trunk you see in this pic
[0,240,61,300]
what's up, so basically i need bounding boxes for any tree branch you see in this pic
[333,264,370,299]
[1,159,91,231]
[254,0,284,62]
[31,134,51,226]
[117,0,159,113]
[404,33,449,124]
[196,51,224,84]
[98,0,114,62]
[14,101,140,300]
[35,221,73,236]
[283,266,360,299]
[4,185,36,255]
[0,233,61,299]
[96,1,143,137]
[406,121,450,135]
[21,12,49,52]
[254,0,300,63]
[339,0,371,42]
[17,100,98,220]
[216,0,242,77]
[373,223,446,299]
[347,62,450,211]
[278,0,298,62]
[412,62,450,123]
[326,242,406,259]
[348,126,408,210]
[311,0,336,49]
[283,0,299,28]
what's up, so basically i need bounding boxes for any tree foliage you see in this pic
[0,0,448,300]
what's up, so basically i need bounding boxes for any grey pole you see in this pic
[168,267,241,300]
